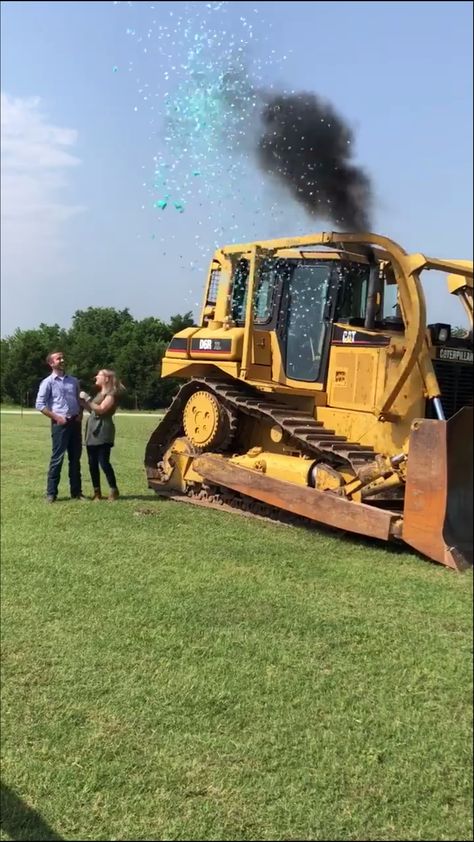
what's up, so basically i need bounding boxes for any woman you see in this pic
[80,370,125,501]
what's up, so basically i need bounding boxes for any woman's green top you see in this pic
[85,393,117,446]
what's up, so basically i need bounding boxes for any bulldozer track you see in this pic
[150,481,348,536]
[149,485,295,525]
[145,378,380,484]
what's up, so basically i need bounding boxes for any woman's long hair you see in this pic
[99,370,126,397]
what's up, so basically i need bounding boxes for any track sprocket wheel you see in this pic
[182,390,237,452]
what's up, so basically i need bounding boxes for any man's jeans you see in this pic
[47,419,83,498]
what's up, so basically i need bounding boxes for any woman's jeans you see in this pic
[86,444,117,490]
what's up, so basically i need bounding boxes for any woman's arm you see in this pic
[81,394,116,415]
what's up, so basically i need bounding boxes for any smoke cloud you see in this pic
[257,92,372,231]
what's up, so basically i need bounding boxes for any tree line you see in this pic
[1,308,469,410]
[0,307,194,409]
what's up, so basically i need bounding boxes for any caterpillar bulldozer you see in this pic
[145,232,473,570]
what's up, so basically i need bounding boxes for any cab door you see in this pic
[230,255,276,380]
[278,261,335,385]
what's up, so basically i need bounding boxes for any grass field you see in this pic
[1,412,472,841]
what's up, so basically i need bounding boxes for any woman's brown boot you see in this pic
[92,488,103,501]
[108,488,119,501]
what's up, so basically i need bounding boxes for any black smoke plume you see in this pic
[257,92,372,230]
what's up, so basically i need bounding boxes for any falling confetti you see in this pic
[114,1,372,311]
[116,1,290,246]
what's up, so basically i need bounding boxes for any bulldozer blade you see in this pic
[402,407,473,570]
[193,453,400,541]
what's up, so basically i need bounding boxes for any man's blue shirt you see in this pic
[35,374,80,418]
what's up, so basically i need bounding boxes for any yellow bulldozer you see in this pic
[145,232,473,570]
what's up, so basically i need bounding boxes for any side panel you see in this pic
[327,347,381,412]
[315,406,412,455]
[251,329,272,367]
[189,327,244,361]
[161,359,241,379]
[165,327,200,359]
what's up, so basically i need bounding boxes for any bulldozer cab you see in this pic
[226,251,380,385]
[193,235,472,419]
[163,233,472,421]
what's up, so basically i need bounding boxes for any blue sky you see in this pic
[1,0,472,336]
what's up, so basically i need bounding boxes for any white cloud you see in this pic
[1,92,84,334]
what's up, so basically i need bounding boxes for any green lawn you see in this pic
[1,413,472,841]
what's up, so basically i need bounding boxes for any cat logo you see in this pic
[342,330,356,343]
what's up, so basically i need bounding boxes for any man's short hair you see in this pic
[46,351,63,366]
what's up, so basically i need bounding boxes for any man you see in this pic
[35,351,86,503]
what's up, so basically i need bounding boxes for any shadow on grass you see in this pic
[70,486,457,572]
[53,494,155,502]
[116,494,160,502]
[132,492,441,569]
[0,783,64,841]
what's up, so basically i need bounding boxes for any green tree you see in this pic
[0,338,11,402]
[0,308,196,409]
[114,317,179,409]
[0,324,68,406]
[451,325,470,338]
[68,307,135,389]
[168,311,194,336]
